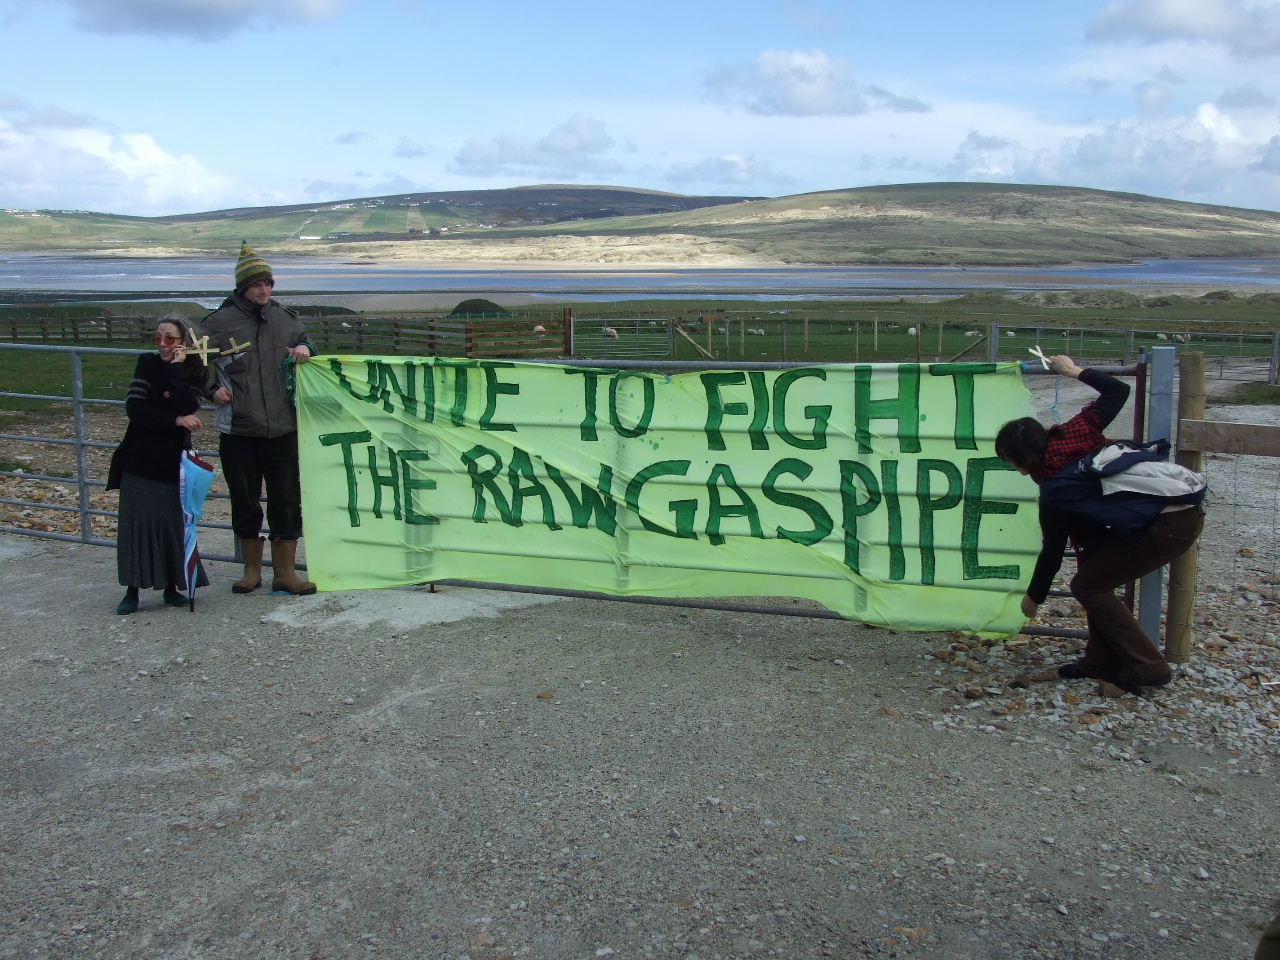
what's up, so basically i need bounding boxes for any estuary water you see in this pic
[2,252,1279,304]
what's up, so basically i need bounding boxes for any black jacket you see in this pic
[111,353,204,485]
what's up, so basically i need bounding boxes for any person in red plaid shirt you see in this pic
[995,355,1203,692]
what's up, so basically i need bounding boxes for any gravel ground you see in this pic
[1,371,1278,960]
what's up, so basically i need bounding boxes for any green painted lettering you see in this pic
[962,457,1020,580]
[855,364,921,454]
[625,460,696,538]
[916,459,963,585]
[318,430,372,527]
[773,369,829,450]
[762,458,832,546]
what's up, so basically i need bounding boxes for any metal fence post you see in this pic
[1138,345,1176,643]
[1270,332,1280,385]
[988,323,1000,362]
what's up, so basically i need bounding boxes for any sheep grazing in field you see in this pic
[648,321,658,327]
[1005,330,1015,337]
[601,326,619,339]
[1156,332,1169,341]
[532,324,546,338]
[964,330,980,338]
[906,327,917,336]
[755,328,766,336]
[1172,333,1190,343]
[716,326,727,334]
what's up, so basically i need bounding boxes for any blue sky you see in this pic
[2,0,1279,216]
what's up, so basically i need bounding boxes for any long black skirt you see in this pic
[116,472,209,590]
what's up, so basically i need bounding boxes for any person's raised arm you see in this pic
[1048,354,1129,432]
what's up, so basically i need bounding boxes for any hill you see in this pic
[3,182,1280,266]
[0,185,755,255]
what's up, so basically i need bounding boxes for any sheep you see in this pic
[532,324,546,338]
[1156,332,1168,341]
[1005,330,1015,337]
[1172,333,1190,343]
[716,326,727,334]
[964,330,979,338]
[601,326,618,339]
[906,327,917,336]
[648,321,658,327]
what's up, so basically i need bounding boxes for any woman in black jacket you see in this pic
[112,314,208,614]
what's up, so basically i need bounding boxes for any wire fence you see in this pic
[3,310,1277,382]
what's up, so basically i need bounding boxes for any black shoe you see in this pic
[116,591,139,615]
[162,587,188,608]
[1057,660,1092,679]
[1100,669,1174,694]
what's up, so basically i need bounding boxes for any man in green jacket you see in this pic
[200,243,316,596]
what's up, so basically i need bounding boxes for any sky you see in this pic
[2,0,1280,217]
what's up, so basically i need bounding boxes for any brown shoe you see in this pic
[269,538,316,596]
[232,537,264,593]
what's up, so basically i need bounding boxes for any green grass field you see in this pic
[5,290,1276,424]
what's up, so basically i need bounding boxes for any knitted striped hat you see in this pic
[234,242,273,292]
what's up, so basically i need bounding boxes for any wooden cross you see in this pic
[184,332,253,366]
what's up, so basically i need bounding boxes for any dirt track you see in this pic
[1,521,1277,959]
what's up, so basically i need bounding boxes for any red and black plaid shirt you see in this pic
[1029,370,1129,482]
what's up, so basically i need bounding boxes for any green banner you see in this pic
[296,357,1039,636]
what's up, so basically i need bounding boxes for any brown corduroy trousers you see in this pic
[1070,505,1204,684]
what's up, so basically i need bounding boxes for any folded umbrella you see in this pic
[179,450,216,612]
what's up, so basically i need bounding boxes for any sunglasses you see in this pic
[152,334,185,346]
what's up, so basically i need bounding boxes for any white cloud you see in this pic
[947,132,1025,179]
[0,97,258,214]
[0,120,238,214]
[705,49,929,117]
[450,114,621,178]
[1087,0,1280,59]
[1252,135,1280,173]
[932,103,1280,209]
[663,154,795,192]
[334,130,370,145]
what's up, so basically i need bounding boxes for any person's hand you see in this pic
[165,343,187,364]
[1047,355,1084,378]
[175,414,202,430]
[1020,594,1039,619]
[290,344,312,364]
[212,386,232,405]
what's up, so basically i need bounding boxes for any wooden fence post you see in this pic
[1165,351,1205,663]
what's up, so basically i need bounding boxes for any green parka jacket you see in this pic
[199,292,315,438]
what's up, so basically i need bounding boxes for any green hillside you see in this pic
[466,183,1280,265]
[3,182,1280,266]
